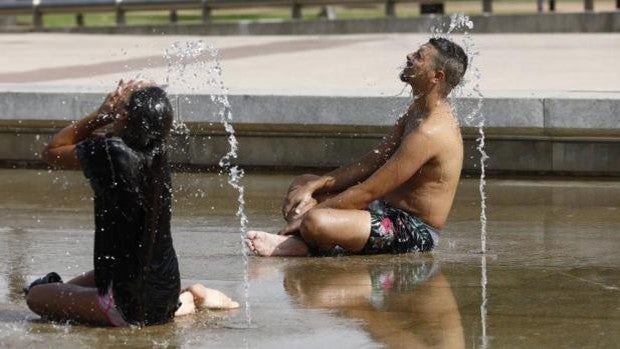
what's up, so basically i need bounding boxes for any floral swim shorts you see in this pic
[362,201,439,254]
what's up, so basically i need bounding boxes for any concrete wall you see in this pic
[0,91,619,175]
[43,12,620,35]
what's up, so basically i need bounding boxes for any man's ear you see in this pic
[433,69,445,84]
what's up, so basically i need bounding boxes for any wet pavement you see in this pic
[0,169,619,348]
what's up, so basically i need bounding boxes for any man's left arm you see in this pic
[316,128,437,210]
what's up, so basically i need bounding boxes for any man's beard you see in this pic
[400,67,416,82]
[399,71,420,95]
[399,71,408,82]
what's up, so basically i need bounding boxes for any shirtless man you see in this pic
[245,38,467,256]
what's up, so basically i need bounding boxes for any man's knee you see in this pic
[300,209,328,243]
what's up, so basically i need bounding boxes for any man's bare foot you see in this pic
[245,231,309,257]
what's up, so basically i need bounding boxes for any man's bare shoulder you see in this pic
[397,114,460,159]
[419,113,460,140]
[404,113,457,138]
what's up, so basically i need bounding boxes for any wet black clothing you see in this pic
[76,136,180,326]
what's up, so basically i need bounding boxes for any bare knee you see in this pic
[26,285,50,316]
[300,210,329,245]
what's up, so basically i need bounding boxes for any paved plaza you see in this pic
[0,32,619,95]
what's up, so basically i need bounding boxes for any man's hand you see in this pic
[278,218,302,236]
[282,174,323,221]
[287,194,318,223]
[282,185,318,223]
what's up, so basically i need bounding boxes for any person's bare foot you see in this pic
[186,284,240,310]
[245,230,309,257]
[197,288,240,309]
[175,291,197,316]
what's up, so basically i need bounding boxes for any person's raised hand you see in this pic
[96,79,156,126]
[96,79,131,124]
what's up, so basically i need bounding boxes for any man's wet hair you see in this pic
[122,86,173,151]
[428,38,468,94]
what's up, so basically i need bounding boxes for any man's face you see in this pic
[400,44,439,94]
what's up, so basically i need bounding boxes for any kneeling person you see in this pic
[26,80,238,326]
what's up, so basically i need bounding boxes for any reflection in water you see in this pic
[283,258,464,349]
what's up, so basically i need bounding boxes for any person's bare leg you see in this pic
[26,283,109,326]
[186,284,239,309]
[300,208,372,253]
[245,231,310,257]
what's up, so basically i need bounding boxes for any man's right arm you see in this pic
[282,115,407,219]
[312,115,407,194]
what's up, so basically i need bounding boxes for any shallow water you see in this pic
[0,169,619,348]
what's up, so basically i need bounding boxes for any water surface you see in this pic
[0,169,618,348]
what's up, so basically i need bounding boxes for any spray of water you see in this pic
[203,43,252,328]
[163,41,251,329]
[435,15,488,253]
[163,42,204,136]
[431,13,489,349]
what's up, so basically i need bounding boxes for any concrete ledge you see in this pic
[545,97,620,129]
[1,90,617,131]
[0,90,619,175]
[33,12,620,35]
[0,92,104,122]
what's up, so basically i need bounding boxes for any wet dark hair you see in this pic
[121,86,173,151]
[428,38,468,94]
[122,86,175,324]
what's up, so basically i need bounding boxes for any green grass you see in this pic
[16,5,414,28]
[14,0,617,29]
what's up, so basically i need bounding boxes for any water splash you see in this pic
[163,41,251,329]
[480,253,489,349]
[202,43,252,328]
[431,13,489,349]
[163,41,203,135]
[432,14,487,249]
[430,13,488,253]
